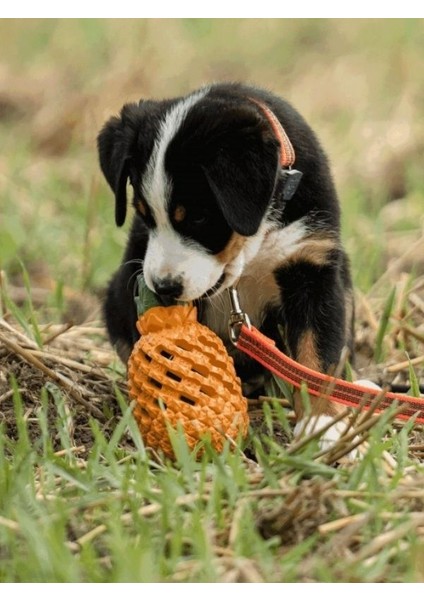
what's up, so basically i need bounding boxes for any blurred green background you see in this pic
[1,18,423,295]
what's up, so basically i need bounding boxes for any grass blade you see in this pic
[374,286,396,363]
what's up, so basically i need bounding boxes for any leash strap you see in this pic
[236,324,424,424]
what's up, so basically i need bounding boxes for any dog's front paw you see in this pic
[293,380,382,462]
[293,415,362,461]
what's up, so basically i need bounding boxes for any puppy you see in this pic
[98,82,355,441]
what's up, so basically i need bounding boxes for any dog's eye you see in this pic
[189,208,209,226]
[192,216,207,226]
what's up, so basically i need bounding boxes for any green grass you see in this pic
[1,19,424,583]
[0,383,422,583]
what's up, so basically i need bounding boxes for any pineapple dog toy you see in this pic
[127,275,249,459]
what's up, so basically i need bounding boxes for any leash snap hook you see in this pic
[228,286,251,346]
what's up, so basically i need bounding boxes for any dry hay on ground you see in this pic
[1,276,424,582]
[0,315,131,458]
[0,273,423,462]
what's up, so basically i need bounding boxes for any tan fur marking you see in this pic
[287,235,349,420]
[294,329,339,420]
[173,205,186,223]
[296,329,321,372]
[288,236,337,266]
[137,200,147,217]
[216,233,246,264]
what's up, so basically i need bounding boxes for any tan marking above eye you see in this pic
[173,205,186,223]
[137,200,147,216]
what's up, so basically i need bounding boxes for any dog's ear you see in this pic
[202,108,280,236]
[97,104,138,227]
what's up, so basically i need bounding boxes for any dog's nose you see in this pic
[152,277,183,302]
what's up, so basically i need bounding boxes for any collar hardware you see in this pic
[281,168,303,201]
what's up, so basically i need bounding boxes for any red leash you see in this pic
[227,289,424,424]
[236,324,424,424]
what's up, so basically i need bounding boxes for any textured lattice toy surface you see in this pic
[128,305,249,458]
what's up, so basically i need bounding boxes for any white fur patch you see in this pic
[353,379,382,391]
[292,380,382,461]
[141,87,225,299]
[294,415,363,460]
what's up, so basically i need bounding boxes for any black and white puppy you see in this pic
[98,82,354,440]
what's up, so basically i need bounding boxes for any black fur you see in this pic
[98,82,354,391]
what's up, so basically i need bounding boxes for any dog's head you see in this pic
[98,87,280,302]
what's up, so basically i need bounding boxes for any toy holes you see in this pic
[191,365,208,377]
[166,371,182,382]
[179,394,196,406]
[148,377,162,389]
[159,348,174,360]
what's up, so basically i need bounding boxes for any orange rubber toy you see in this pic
[127,277,249,459]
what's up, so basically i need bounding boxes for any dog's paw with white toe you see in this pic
[293,380,382,462]
[293,415,363,461]
[294,415,359,454]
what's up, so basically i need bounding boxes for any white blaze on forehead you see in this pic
[142,87,210,226]
[142,86,221,301]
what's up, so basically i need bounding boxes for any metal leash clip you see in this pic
[227,286,251,345]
